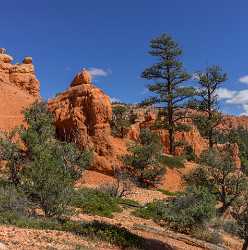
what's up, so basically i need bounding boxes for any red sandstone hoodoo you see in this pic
[48,69,126,173]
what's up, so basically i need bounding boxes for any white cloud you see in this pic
[216,88,248,115]
[110,97,121,103]
[88,67,110,78]
[225,90,248,105]
[216,88,237,100]
[240,104,248,116]
[239,75,248,84]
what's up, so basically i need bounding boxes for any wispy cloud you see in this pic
[239,75,248,84]
[226,89,248,105]
[216,88,237,100]
[217,87,248,115]
[110,97,121,103]
[88,67,110,78]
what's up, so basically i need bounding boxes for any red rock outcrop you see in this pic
[0,49,40,132]
[127,107,207,157]
[48,69,126,173]
[127,107,241,169]
[219,115,248,131]
[0,49,40,98]
[0,83,37,131]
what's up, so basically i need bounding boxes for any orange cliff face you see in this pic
[0,48,40,131]
[48,69,127,173]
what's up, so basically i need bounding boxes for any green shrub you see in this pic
[184,145,196,161]
[134,186,216,234]
[162,186,216,233]
[236,206,248,250]
[118,198,141,208]
[71,188,122,218]
[69,221,144,248]
[191,228,222,245]
[0,185,31,216]
[0,129,24,185]
[163,155,185,168]
[222,220,239,236]
[122,128,166,187]
[157,189,182,196]
[133,200,166,221]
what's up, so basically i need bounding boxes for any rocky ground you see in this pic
[0,225,119,250]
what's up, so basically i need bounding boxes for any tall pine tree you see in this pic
[194,66,227,148]
[142,34,194,154]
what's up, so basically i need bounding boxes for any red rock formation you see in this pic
[0,83,37,131]
[219,115,248,131]
[48,69,126,173]
[0,49,39,132]
[0,49,40,98]
[216,143,241,169]
[127,107,207,157]
[0,48,244,175]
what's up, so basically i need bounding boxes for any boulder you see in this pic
[23,56,33,64]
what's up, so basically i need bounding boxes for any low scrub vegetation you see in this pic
[122,128,166,187]
[71,188,122,218]
[162,155,185,168]
[134,186,220,244]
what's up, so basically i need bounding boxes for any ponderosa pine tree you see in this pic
[194,66,227,148]
[142,34,195,154]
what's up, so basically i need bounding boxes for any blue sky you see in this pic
[1,0,248,115]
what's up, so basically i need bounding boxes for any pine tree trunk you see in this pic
[242,238,248,250]
[169,127,174,155]
[208,88,214,148]
[167,78,175,155]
